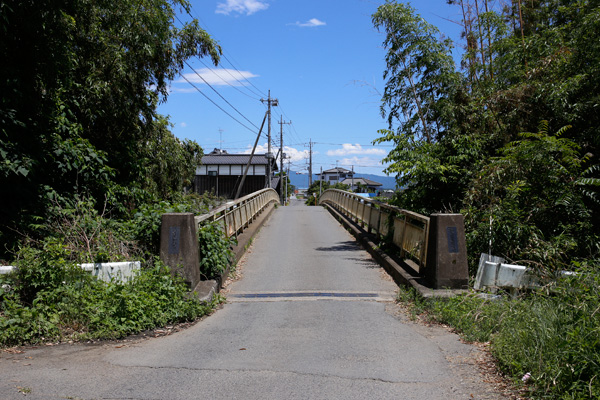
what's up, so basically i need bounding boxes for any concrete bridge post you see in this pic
[159,213,200,290]
[425,213,469,289]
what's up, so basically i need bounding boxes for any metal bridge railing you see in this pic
[319,189,430,272]
[195,188,280,238]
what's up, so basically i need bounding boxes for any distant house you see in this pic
[195,149,279,198]
[316,167,355,185]
[340,177,383,193]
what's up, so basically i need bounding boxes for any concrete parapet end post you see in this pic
[425,213,468,289]
[160,213,200,290]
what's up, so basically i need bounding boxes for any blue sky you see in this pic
[158,0,464,178]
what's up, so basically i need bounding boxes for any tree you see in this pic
[373,1,471,212]
[0,0,221,255]
[372,0,599,268]
[372,1,460,143]
[463,122,599,274]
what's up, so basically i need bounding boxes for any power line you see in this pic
[184,60,262,132]
[176,11,267,100]
[179,73,259,136]
[221,53,267,98]
[196,58,262,101]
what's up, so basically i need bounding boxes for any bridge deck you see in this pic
[0,199,508,399]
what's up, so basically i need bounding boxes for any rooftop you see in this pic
[321,167,353,174]
[340,177,382,187]
[201,149,277,169]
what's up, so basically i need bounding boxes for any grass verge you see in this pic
[398,263,600,399]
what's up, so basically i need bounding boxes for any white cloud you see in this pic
[291,18,326,28]
[171,87,198,93]
[340,156,385,168]
[216,0,269,16]
[244,143,309,163]
[177,68,259,87]
[180,122,187,128]
[326,143,386,157]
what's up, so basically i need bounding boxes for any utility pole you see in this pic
[319,166,323,197]
[235,112,268,199]
[308,139,313,187]
[261,90,278,190]
[279,116,291,204]
[351,165,354,192]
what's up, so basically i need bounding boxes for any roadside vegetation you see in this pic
[0,0,233,346]
[372,1,599,398]
[398,264,600,399]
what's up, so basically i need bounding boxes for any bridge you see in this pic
[0,190,505,399]
[160,188,469,299]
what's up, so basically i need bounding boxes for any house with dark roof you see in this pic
[316,167,355,185]
[340,177,383,193]
[195,149,278,198]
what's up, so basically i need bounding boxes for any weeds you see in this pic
[197,223,236,280]
[0,192,227,347]
[398,261,600,399]
[0,258,216,346]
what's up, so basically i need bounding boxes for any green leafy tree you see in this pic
[373,1,475,212]
[463,122,599,274]
[0,0,220,256]
[372,1,460,143]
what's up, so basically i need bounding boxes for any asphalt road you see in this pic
[0,199,509,399]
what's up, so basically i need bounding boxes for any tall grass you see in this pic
[400,263,600,399]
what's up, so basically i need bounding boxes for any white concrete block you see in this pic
[79,261,141,283]
[496,263,527,288]
[0,266,16,275]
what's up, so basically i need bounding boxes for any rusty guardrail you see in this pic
[195,188,280,238]
[319,189,429,272]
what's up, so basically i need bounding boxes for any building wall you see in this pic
[194,175,267,199]
[319,172,352,185]
[196,165,266,176]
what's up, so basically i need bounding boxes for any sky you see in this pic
[158,0,464,178]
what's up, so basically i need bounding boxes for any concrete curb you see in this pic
[194,202,278,302]
[323,204,468,299]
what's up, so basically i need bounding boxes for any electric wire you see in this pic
[176,6,320,159]
[184,60,262,132]
[181,8,267,99]
[179,73,259,136]
[196,58,262,101]
[175,13,266,101]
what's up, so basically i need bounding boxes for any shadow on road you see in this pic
[314,241,361,252]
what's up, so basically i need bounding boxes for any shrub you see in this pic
[0,258,217,346]
[401,261,600,399]
[492,265,600,398]
[197,222,236,280]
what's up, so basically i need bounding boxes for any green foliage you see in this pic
[491,269,600,398]
[0,256,217,346]
[399,260,600,399]
[372,1,460,143]
[0,0,221,258]
[373,0,600,272]
[197,223,236,280]
[10,240,86,306]
[127,192,219,257]
[0,190,225,347]
[463,122,599,275]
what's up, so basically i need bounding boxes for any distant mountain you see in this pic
[287,171,397,190]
